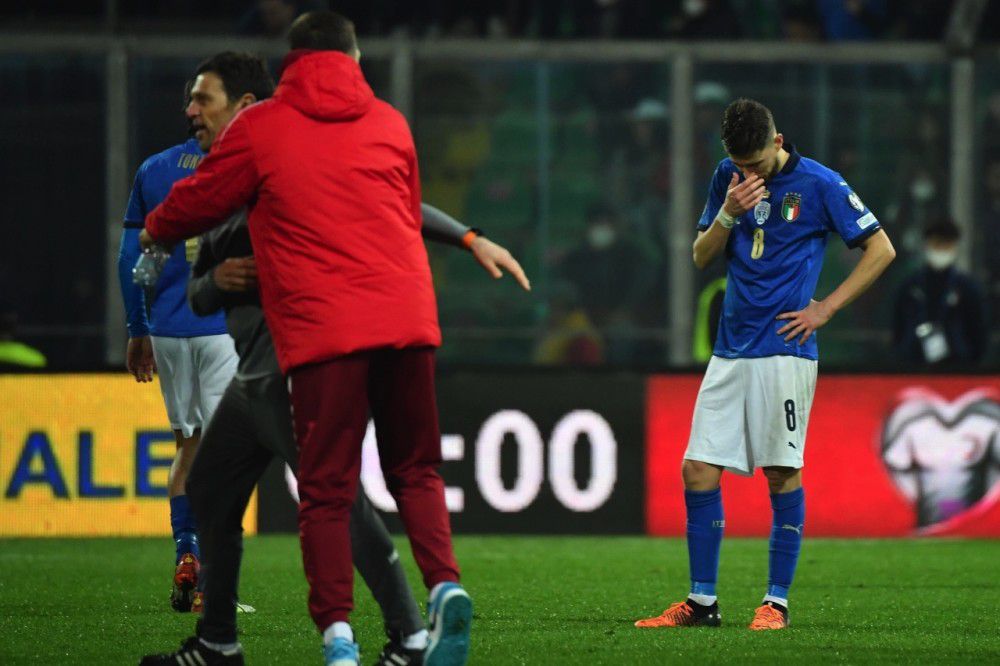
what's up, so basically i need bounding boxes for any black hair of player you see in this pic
[923,217,961,242]
[194,52,275,105]
[287,10,358,54]
[721,98,775,157]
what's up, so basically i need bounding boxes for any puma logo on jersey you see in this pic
[787,441,797,449]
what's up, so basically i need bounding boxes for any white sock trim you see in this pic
[198,638,242,655]
[687,593,717,606]
[402,629,428,650]
[763,594,788,608]
[322,621,353,645]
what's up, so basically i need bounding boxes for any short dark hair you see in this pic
[721,98,775,157]
[194,52,275,104]
[923,217,961,242]
[287,10,358,53]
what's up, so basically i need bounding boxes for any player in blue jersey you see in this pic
[117,65,269,612]
[635,98,896,631]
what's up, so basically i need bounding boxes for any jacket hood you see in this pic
[275,50,374,122]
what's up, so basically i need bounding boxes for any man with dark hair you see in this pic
[892,218,988,366]
[118,51,274,614]
[287,7,358,52]
[139,12,476,665]
[635,98,896,631]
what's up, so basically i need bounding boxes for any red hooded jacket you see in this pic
[145,50,441,373]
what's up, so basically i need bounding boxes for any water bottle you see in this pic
[132,245,170,287]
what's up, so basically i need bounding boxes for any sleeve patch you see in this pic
[848,192,865,212]
[856,211,878,230]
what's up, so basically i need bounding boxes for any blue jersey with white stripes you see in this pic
[120,139,227,338]
[697,145,881,360]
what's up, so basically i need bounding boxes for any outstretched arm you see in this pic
[421,203,531,291]
[777,229,896,345]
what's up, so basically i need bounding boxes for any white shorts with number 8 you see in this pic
[685,355,817,475]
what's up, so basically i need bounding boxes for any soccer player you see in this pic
[118,67,255,612]
[140,12,479,665]
[635,98,896,631]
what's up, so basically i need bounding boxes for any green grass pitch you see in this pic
[1,536,998,664]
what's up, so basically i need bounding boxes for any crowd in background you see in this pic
[5,1,1000,42]
[0,1,996,371]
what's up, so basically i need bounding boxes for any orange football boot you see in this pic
[749,602,789,630]
[635,600,721,628]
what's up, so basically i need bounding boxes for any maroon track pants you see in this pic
[288,347,460,630]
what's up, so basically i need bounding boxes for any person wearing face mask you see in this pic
[559,203,658,363]
[892,219,988,366]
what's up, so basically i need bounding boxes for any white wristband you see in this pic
[715,209,737,229]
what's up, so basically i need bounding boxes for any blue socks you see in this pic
[766,488,805,606]
[685,488,724,601]
[169,495,199,564]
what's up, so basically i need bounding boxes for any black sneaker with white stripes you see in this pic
[138,636,244,666]
[374,638,423,666]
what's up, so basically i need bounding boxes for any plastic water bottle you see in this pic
[132,245,170,287]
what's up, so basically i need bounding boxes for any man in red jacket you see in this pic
[141,11,471,666]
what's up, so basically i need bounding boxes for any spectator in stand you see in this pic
[892,219,988,367]
[238,0,329,36]
[782,1,823,41]
[981,159,1000,323]
[815,0,888,41]
[669,0,742,39]
[559,203,658,363]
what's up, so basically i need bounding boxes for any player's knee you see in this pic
[681,459,721,491]
[762,466,800,493]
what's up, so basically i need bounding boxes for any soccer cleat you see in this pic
[324,637,361,666]
[374,637,423,666]
[634,599,722,628]
[170,553,201,612]
[139,636,244,665]
[425,582,472,666]
[748,601,789,631]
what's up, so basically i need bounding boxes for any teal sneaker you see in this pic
[323,637,360,666]
[425,583,472,666]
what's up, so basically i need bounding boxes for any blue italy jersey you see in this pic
[697,145,881,360]
[123,139,227,337]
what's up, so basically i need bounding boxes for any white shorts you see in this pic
[151,334,238,438]
[685,355,817,476]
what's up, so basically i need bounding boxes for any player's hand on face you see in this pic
[126,336,156,383]
[469,236,531,292]
[722,171,766,218]
[213,256,258,292]
[776,299,833,345]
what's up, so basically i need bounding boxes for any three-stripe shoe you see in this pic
[424,583,472,666]
[139,636,243,665]
[375,638,424,665]
[323,637,361,666]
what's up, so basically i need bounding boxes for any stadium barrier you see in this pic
[2,373,997,537]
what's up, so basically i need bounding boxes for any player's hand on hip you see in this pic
[213,256,258,292]
[776,299,833,345]
[722,172,766,218]
[138,229,155,250]
[470,236,531,291]
[126,336,156,383]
